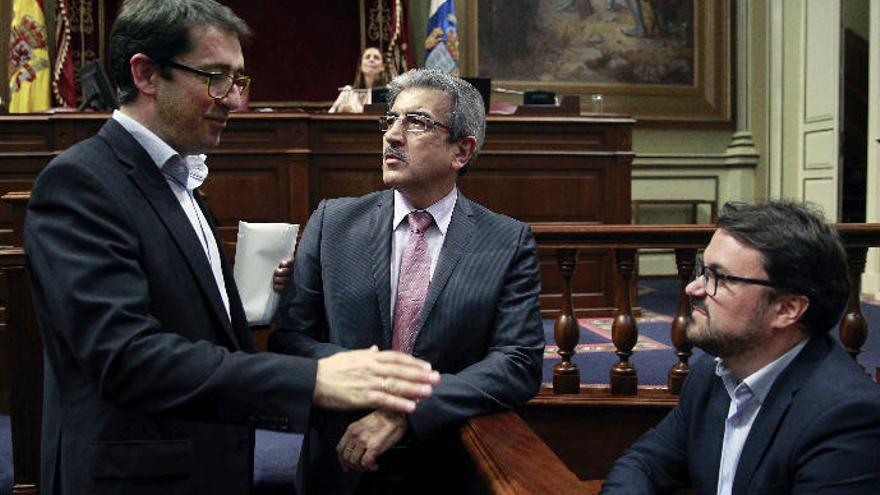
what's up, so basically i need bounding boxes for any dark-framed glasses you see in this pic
[379,112,451,133]
[163,60,251,100]
[696,260,783,296]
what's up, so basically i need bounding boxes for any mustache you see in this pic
[383,146,408,161]
[689,297,707,314]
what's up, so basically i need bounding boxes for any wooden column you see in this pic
[553,249,580,394]
[839,246,868,361]
[610,249,637,395]
[667,249,696,394]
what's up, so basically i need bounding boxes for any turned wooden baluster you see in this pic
[667,248,696,394]
[839,246,868,362]
[553,249,580,394]
[611,249,637,395]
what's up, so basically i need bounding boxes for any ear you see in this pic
[769,293,810,330]
[450,136,477,173]
[130,53,160,98]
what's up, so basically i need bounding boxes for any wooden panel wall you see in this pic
[0,112,633,318]
[100,0,361,104]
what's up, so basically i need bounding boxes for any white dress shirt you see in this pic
[715,338,809,495]
[112,110,230,320]
[390,187,457,315]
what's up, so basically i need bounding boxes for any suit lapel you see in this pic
[98,120,239,347]
[702,380,731,490]
[370,191,395,348]
[194,193,252,349]
[731,336,829,493]
[415,195,475,348]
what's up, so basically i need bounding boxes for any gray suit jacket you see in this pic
[269,189,544,494]
[602,334,880,494]
[25,119,318,495]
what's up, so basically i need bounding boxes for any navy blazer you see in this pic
[602,334,880,494]
[269,190,545,494]
[25,119,318,495]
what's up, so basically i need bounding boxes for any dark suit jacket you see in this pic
[25,119,318,495]
[602,334,880,494]
[268,190,545,494]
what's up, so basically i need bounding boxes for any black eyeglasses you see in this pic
[163,60,251,100]
[379,112,451,134]
[696,261,783,296]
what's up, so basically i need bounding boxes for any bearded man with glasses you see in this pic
[602,200,880,495]
[269,68,544,494]
[24,1,441,493]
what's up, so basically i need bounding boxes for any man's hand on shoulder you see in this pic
[337,410,408,472]
[313,345,440,413]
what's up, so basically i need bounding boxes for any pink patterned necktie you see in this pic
[392,210,434,354]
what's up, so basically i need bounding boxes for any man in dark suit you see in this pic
[24,1,439,493]
[268,68,545,494]
[602,201,880,494]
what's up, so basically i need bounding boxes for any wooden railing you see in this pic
[533,223,879,396]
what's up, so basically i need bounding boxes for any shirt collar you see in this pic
[393,187,458,234]
[715,338,809,405]
[112,109,208,190]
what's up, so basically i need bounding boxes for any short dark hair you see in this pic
[716,200,850,335]
[387,68,486,174]
[109,0,251,104]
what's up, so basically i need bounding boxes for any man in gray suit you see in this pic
[269,69,545,494]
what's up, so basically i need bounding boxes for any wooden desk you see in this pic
[0,112,634,315]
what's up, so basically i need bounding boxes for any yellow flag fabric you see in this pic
[8,0,52,113]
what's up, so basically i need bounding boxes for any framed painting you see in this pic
[458,0,731,123]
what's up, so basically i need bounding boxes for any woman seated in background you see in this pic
[329,47,389,113]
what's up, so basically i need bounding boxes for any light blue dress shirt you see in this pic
[715,338,809,495]
[112,110,230,319]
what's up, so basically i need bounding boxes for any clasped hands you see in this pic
[313,346,435,472]
[337,409,407,472]
[276,258,434,472]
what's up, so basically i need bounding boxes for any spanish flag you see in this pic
[8,0,52,113]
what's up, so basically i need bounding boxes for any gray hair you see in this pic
[387,69,486,173]
[110,0,251,104]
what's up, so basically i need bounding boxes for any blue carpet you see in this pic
[0,415,9,495]
[253,429,300,493]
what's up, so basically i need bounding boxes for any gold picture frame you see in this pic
[458,0,731,123]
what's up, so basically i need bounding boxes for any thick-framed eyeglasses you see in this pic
[379,112,452,133]
[163,60,251,100]
[696,261,782,297]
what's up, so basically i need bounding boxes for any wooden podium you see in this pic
[0,111,634,316]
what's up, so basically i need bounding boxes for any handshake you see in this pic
[313,345,441,413]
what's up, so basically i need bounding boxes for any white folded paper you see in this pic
[233,221,299,325]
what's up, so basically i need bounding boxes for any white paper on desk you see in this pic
[233,221,299,325]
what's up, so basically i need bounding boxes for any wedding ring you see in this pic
[345,445,354,452]
[381,377,389,391]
